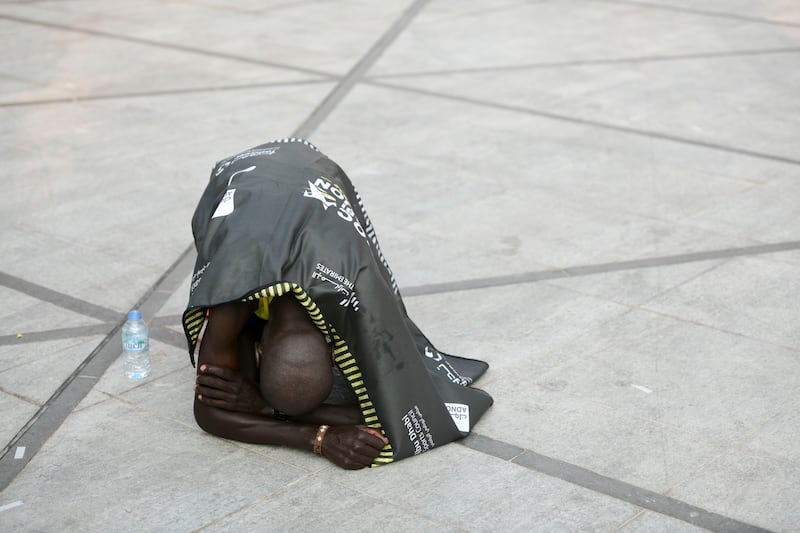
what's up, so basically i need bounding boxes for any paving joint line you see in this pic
[3,241,798,343]
[634,306,800,355]
[0,79,334,108]
[460,433,775,533]
[0,13,337,78]
[0,323,115,346]
[367,46,800,79]
[0,271,120,322]
[150,324,190,350]
[293,0,431,138]
[151,314,184,326]
[590,0,800,28]
[0,386,38,407]
[402,240,800,297]
[367,80,800,167]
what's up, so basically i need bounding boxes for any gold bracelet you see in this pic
[313,425,330,455]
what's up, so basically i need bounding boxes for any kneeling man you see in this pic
[183,138,492,470]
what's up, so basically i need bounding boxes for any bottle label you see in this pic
[123,338,147,352]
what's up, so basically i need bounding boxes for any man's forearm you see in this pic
[291,403,363,426]
[194,397,388,469]
[194,400,317,449]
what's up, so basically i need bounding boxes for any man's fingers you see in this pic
[321,426,389,469]
[360,427,388,443]
[196,395,232,410]
[357,427,389,448]
[354,437,385,455]
[196,385,233,402]
[196,374,237,393]
[199,365,237,380]
[334,448,376,469]
[195,373,227,387]
[339,433,386,460]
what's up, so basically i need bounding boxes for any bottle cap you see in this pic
[127,310,142,321]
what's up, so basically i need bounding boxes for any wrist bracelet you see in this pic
[313,425,330,455]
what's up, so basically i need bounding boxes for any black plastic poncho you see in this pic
[183,139,493,465]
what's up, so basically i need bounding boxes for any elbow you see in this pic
[194,398,222,437]
[193,397,271,445]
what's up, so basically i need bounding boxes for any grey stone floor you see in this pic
[1,1,799,532]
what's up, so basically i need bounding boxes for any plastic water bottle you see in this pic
[122,310,150,379]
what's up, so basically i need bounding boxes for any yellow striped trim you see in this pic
[183,307,207,363]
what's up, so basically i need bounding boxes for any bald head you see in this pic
[257,295,332,416]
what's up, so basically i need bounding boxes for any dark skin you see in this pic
[194,297,388,470]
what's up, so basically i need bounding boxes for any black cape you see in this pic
[183,139,493,465]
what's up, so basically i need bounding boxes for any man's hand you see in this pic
[196,364,267,414]
[322,426,389,470]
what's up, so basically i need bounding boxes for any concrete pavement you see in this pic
[1,1,799,531]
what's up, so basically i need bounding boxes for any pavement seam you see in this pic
[0,323,115,346]
[367,46,800,79]
[0,13,337,78]
[618,256,731,308]
[530,368,791,457]
[0,78,335,108]
[366,80,800,167]
[191,473,317,532]
[633,306,800,355]
[0,386,39,407]
[150,313,184,326]
[150,324,190,350]
[460,433,775,533]
[590,0,800,28]
[401,240,800,297]
[0,271,120,322]
[292,0,432,138]
[613,509,648,532]
[4,241,797,346]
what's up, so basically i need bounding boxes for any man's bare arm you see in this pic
[196,300,257,372]
[193,300,387,469]
[292,404,364,426]
[194,401,384,469]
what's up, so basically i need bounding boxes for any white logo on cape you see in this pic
[402,406,435,455]
[445,403,470,432]
[190,262,210,294]
[424,346,471,386]
[311,263,359,311]
[215,148,278,176]
[211,166,257,220]
[227,165,256,186]
[212,189,236,219]
[302,176,367,238]
[303,180,338,210]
